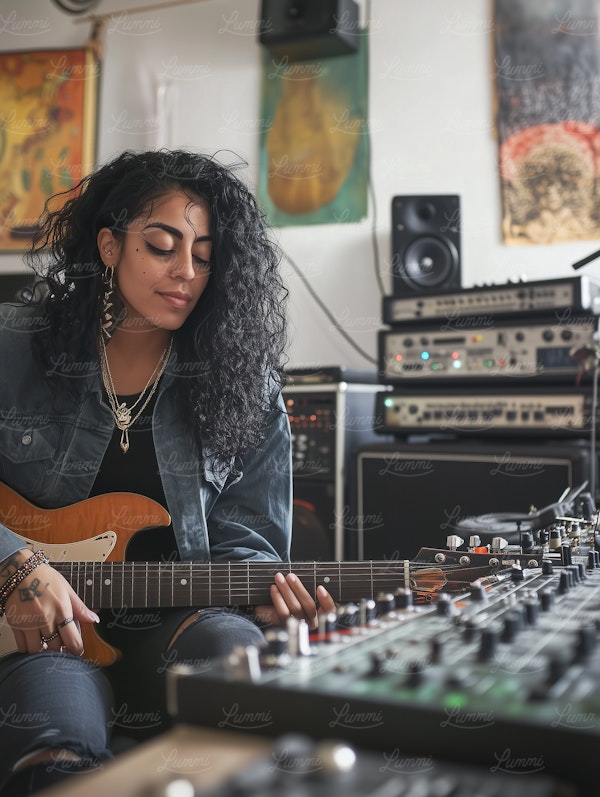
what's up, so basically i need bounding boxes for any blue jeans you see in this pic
[0,608,264,795]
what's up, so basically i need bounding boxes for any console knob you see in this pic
[469,582,487,602]
[524,599,539,626]
[575,626,597,659]
[436,593,455,616]
[359,598,377,625]
[501,613,521,643]
[337,603,359,630]
[376,592,396,616]
[394,587,414,610]
[478,626,499,662]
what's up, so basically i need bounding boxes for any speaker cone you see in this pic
[401,235,458,290]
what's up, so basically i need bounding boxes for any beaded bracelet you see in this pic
[0,550,49,617]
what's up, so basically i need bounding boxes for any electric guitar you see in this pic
[0,482,493,666]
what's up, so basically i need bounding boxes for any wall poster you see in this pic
[0,47,98,252]
[258,34,369,227]
[494,0,600,245]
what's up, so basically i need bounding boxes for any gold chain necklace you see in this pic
[98,334,173,453]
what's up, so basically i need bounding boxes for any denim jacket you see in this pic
[0,304,292,565]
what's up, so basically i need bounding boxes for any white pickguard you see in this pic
[0,532,117,658]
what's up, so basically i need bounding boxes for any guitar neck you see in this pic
[55,560,414,609]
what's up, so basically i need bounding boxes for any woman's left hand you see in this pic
[255,571,336,630]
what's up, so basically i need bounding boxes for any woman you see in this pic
[0,149,334,795]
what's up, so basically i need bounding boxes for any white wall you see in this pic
[1,0,597,369]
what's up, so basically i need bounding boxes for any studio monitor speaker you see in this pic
[259,0,359,61]
[391,194,461,297]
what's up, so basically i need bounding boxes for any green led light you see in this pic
[444,693,467,710]
[384,397,394,408]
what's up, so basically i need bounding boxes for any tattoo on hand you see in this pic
[19,578,42,602]
[0,555,22,581]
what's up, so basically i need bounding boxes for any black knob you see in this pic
[574,626,597,659]
[463,619,479,642]
[469,582,487,602]
[436,593,454,615]
[521,532,534,552]
[524,599,539,626]
[359,598,377,625]
[542,559,554,575]
[431,637,444,664]
[394,587,414,610]
[376,592,395,616]
[406,660,426,688]
[502,613,521,643]
[337,603,359,630]
[558,570,571,594]
[264,629,289,656]
[478,626,499,662]
[367,652,387,677]
[547,653,569,684]
[539,589,555,611]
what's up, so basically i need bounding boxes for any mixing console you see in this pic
[168,488,600,796]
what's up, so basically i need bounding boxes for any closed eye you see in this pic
[145,241,211,272]
[145,241,172,257]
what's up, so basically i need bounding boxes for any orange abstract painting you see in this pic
[0,48,98,252]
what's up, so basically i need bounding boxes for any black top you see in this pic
[90,390,179,562]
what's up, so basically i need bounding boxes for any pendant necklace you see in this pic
[98,334,173,453]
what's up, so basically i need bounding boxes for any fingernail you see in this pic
[91,612,100,623]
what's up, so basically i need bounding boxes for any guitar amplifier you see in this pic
[283,381,385,561]
[352,440,592,561]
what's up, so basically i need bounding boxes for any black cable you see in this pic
[591,355,598,502]
[364,0,386,298]
[279,0,379,367]
[282,249,377,364]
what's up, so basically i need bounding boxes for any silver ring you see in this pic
[40,631,60,644]
[58,616,74,628]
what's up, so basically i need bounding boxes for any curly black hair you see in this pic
[26,149,288,466]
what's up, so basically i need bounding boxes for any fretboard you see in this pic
[54,560,415,609]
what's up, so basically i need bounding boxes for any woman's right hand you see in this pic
[1,549,100,656]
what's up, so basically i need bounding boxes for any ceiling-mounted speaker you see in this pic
[391,195,461,298]
[259,0,359,62]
